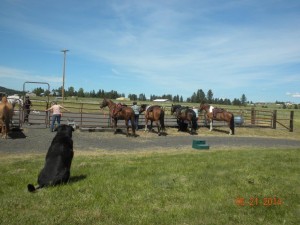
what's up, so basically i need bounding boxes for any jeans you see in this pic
[51,114,61,131]
[134,115,139,130]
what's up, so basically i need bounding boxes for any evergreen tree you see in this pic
[196,89,206,103]
[67,86,75,96]
[207,89,213,104]
[180,96,183,102]
[232,98,241,106]
[138,93,146,101]
[78,88,85,97]
[241,94,247,106]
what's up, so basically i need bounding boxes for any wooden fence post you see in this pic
[272,110,277,129]
[80,103,83,126]
[251,107,256,125]
[290,111,294,132]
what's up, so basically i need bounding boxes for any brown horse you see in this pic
[199,103,235,135]
[0,96,14,139]
[171,104,198,135]
[139,104,165,136]
[99,98,136,137]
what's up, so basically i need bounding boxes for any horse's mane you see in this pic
[1,96,8,104]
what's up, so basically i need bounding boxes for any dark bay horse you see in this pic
[171,104,197,135]
[99,98,136,137]
[199,103,234,135]
[0,96,14,139]
[139,104,165,136]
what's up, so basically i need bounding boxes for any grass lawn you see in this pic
[0,148,299,225]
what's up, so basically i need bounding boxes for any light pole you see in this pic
[61,49,69,104]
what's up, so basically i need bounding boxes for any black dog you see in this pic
[28,125,74,192]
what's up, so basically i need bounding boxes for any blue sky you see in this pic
[0,0,299,103]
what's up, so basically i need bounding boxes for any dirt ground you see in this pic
[0,124,299,154]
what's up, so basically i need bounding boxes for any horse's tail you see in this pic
[159,110,165,131]
[192,114,198,131]
[230,114,235,135]
[27,184,42,193]
[131,114,136,131]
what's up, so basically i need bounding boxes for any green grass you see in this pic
[0,149,299,225]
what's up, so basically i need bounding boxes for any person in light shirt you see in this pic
[45,102,70,132]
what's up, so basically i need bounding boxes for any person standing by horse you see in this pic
[45,102,70,132]
[24,96,33,124]
[131,101,140,130]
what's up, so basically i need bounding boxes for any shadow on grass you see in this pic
[69,174,87,184]
[145,128,168,136]
[113,128,140,137]
[203,126,230,134]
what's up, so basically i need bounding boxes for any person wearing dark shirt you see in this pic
[24,96,32,124]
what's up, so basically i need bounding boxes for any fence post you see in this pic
[251,107,256,125]
[45,101,49,128]
[80,103,83,127]
[290,111,294,132]
[272,110,277,129]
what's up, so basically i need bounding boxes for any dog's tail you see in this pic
[27,184,42,192]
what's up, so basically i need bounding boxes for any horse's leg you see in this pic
[155,120,161,136]
[1,124,5,139]
[150,120,153,132]
[144,118,148,132]
[209,120,213,131]
[177,119,181,131]
[125,119,130,137]
[113,118,118,134]
[229,115,235,135]
[189,121,194,135]
[3,124,7,139]
[131,116,136,137]
[228,121,233,135]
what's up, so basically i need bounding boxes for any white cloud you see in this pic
[0,66,61,84]
[286,92,300,98]
[1,0,300,102]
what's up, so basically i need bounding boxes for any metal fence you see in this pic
[11,102,294,132]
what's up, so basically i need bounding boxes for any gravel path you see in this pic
[0,125,299,153]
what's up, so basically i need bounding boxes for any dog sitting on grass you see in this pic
[27,125,74,192]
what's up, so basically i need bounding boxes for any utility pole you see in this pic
[61,49,69,104]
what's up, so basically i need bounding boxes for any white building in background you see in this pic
[153,99,169,102]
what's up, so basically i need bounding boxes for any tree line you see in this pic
[31,86,248,106]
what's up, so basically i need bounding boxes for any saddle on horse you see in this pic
[112,103,124,118]
[146,105,154,113]
[212,108,225,119]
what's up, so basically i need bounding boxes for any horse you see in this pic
[171,104,198,135]
[199,103,235,135]
[7,95,23,108]
[99,98,136,137]
[139,104,165,136]
[0,97,14,139]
